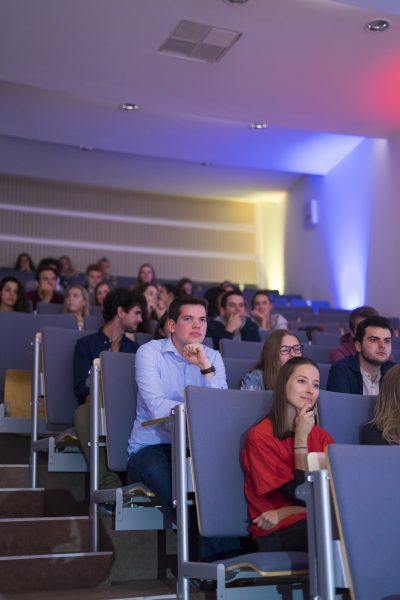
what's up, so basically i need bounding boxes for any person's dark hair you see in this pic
[251,290,273,310]
[37,258,60,277]
[153,311,169,340]
[253,329,302,390]
[161,283,180,298]
[0,277,30,312]
[220,289,244,309]
[14,252,36,272]
[349,305,379,333]
[269,356,319,439]
[177,277,193,294]
[86,263,103,275]
[102,288,145,324]
[354,315,393,344]
[36,264,58,281]
[203,286,225,319]
[370,364,400,444]
[168,295,208,323]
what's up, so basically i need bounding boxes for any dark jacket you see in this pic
[206,316,261,350]
[326,353,395,395]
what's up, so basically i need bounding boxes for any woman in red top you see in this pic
[243,356,334,552]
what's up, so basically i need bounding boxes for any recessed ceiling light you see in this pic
[223,0,249,5]
[250,122,268,130]
[119,103,141,112]
[365,19,390,32]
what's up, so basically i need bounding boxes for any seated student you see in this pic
[14,252,36,274]
[27,265,64,310]
[127,295,227,518]
[134,263,157,288]
[59,255,78,287]
[327,316,395,395]
[241,330,303,390]
[98,256,117,287]
[73,288,144,489]
[203,286,225,319]
[330,305,379,364]
[250,291,288,331]
[177,277,193,296]
[243,357,334,551]
[361,364,400,445]
[85,263,104,305]
[207,290,261,350]
[0,276,30,312]
[153,311,170,340]
[159,283,179,311]
[63,285,90,330]
[135,282,166,321]
[94,281,112,309]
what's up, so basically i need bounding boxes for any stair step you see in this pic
[0,464,30,488]
[0,516,91,556]
[0,551,113,593]
[0,488,45,518]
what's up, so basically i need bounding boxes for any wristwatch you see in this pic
[200,365,216,375]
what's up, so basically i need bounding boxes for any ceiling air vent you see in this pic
[158,20,242,63]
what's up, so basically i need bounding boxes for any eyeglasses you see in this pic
[279,344,303,355]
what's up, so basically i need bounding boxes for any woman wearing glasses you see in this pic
[243,356,333,551]
[241,329,303,390]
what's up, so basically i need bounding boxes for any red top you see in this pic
[242,418,334,538]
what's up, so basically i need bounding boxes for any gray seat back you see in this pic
[311,331,340,346]
[317,363,331,390]
[42,326,90,425]
[100,351,137,472]
[0,312,78,403]
[317,389,376,443]
[185,386,273,536]
[328,444,400,600]
[36,302,64,314]
[223,357,256,389]
[303,344,333,364]
[219,339,264,360]
[84,315,104,331]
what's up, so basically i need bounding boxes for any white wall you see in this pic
[285,133,400,314]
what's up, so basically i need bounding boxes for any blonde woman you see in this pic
[64,285,90,330]
[361,364,400,445]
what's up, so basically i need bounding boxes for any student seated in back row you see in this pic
[361,364,400,445]
[206,290,260,350]
[243,357,334,552]
[330,305,378,364]
[241,329,303,390]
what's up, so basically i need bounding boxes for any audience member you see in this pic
[330,305,379,363]
[221,280,237,292]
[159,284,179,310]
[127,296,227,519]
[14,252,35,273]
[207,290,261,349]
[250,291,288,331]
[94,281,112,308]
[85,263,104,304]
[153,312,170,340]
[27,265,64,310]
[243,357,334,552]
[36,257,64,293]
[135,263,157,287]
[59,255,77,285]
[73,288,144,489]
[63,285,90,330]
[177,277,193,296]
[0,277,30,312]
[135,282,165,321]
[203,286,225,319]
[241,330,303,390]
[98,257,117,286]
[327,316,395,394]
[361,364,400,445]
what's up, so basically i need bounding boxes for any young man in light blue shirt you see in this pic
[127,295,227,516]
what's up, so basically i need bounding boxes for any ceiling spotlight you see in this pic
[119,103,141,111]
[365,19,390,32]
[250,122,268,130]
[223,0,249,4]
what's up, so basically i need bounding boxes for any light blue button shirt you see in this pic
[127,337,227,455]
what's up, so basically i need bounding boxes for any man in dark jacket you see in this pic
[206,290,260,350]
[327,315,395,395]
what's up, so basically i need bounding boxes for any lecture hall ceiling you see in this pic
[0,0,399,200]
